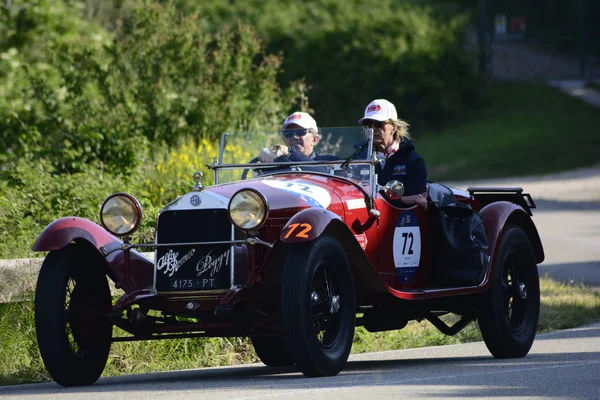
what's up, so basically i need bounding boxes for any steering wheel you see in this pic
[241,157,260,180]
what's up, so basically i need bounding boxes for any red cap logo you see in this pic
[367,104,381,112]
[287,113,302,121]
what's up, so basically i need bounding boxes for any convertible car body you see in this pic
[32,127,544,386]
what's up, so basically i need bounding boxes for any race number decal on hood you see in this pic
[262,180,332,208]
[392,211,421,283]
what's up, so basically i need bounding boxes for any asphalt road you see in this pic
[1,322,599,399]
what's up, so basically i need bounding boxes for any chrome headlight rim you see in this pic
[228,189,269,232]
[100,192,143,237]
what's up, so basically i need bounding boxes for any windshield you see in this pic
[214,126,373,185]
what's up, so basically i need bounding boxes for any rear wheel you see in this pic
[250,336,295,367]
[35,244,113,386]
[477,226,540,358]
[282,235,355,377]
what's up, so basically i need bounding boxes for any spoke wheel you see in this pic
[310,264,341,348]
[282,235,355,377]
[35,244,113,386]
[477,225,540,358]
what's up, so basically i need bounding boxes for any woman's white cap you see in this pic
[358,99,398,124]
[282,112,318,130]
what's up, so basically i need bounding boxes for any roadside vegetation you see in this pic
[1,277,599,386]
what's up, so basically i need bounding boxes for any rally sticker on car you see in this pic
[354,233,368,250]
[262,180,331,208]
[392,211,421,283]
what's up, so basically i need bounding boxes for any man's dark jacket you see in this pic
[274,148,339,173]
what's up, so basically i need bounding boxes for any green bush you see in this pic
[0,159,153,258]
[155,0,483,127]
[1,1,306,175]
[0,130,266,259]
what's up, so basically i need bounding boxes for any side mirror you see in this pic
[384,180,405,200]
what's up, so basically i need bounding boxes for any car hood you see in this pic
[159,173,369,219]
[208,174,351,218]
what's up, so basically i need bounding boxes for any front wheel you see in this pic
[35,244,113,386]
[282,235,356,377]
[477,225,540,358]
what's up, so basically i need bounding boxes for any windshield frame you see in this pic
[207,127,379,206]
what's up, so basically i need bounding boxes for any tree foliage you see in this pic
[144,0,483,127]
[0,0,305,174]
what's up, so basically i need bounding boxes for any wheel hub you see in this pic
[519,283,528,299]
[329,295,340,314]
[311,291,320,304]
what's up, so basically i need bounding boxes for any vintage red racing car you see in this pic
[32,127,544,386]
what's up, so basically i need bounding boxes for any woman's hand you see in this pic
[400,193,428,209]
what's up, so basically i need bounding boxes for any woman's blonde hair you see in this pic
[389,118,410,141]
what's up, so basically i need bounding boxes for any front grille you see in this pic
[154,209,232,292]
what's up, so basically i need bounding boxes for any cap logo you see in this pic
[287,113,302,121]
[367,104,381,112]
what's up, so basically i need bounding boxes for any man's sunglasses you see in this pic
[282,128,310,138]
[364,120,389,129]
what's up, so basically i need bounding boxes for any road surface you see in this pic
[1,322,599,399]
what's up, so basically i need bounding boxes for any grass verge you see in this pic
[419,81,600,181]
[1,276,599,386]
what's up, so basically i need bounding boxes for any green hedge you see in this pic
[1,1,305,175]
[160,0,485,127]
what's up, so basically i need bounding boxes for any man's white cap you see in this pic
[282,111,318,130]
[358,99,398,124]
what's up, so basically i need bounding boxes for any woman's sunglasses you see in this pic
[282,128,310,138]
[364,120,389,129]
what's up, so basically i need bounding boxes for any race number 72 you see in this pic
[284,223,312,239]
[401,232,414,255]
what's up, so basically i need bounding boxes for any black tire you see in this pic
[250,336,295,367]
[35,244,113,386]
[282,235,356,377]
[477,225,540,358]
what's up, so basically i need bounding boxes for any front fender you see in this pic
[279,208,342,243]
[480,201,545,281]
[33,217,154,292]
[274,208,387,294]
[33,216,121,252]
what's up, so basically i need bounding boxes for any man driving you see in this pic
[258,112,339,164]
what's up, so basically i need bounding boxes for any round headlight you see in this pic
[228,189,268,231]
[100,193,143,236]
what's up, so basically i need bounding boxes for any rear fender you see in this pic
[480,201,545,288]
[33,217,153,291]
